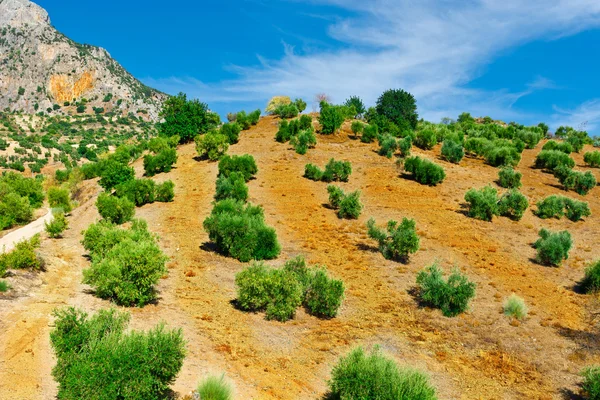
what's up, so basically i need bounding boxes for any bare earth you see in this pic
[0,208,53,254]
[1,116,599,399]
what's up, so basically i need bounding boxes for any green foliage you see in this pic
[0,234,42,276]
[415,129,437,150]
[533,228,572,266]
[498,167,522,189]
[542,140,573,154]
[143,148,178,176]
[503,294,528,320]
[203,199,280,262]
[416,263,476,317]
[155,181,175,202]
[215,172,248,202]
[464,186,498,221]
[441,139,464,164]
[497,189,529,221]
[581,261,600,294]
[536,195,591,222]
[273,103,299,119]
[361,124,378,143]
[464,137,490,157]
[218,154,257,181]
[99,160,134,190]
[45,212,68,238]
[304,164,324,181]
[219,122,242,144]
[378,134,398,158]
[0,280,9,292]
[323,159,352,182]
[115,179,156,206]
[235,109,261,129]
[585,151,600,167]
[50,307,185,400]
[96,193,135,224]
[0,171,45,209]
[344,96,366,118]
[534,150,575,171]
[195,131,229,161]
[351,121,364,137]
[294,98,307,113]
[367,218,419,261]
[554,166,597,195]
[398,136,413,157]
[0,192,32,230]
[147,136,179,153]
[402,156,446,186]
[290,128,317,154]
[327,186,362,219]
[484,145,520,167]
[302,267,345,318]
[198,375,233,400]
[375,89,419,131]
[319,102,345,134]
[582,366,600,400]
[48,186,72,213]
[328,346,437,400]
[327,185,344,209]
[159,92,217,143]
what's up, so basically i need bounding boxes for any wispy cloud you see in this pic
[145,0,600,127]
[551,100,600,134]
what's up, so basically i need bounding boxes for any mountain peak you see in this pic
[0,0,50,28]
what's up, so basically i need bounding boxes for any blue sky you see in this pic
[37,0,600,134]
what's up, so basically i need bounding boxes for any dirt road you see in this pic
[0,208,53,253]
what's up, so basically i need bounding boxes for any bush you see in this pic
[99,160,134,190]
[585,151,600,167]
[273,103,299,119]
[582,366,600,400]
[96,193,135,224]
[375,89,419,131]
[485,145,521,167]
[338,190,362,219]
[304,164,324,181]
[378,134,398,158]
[198,375,233,400]
[159,92,216,143]
[215,172,248,202]
[266,96,292,114]
[441,139,464,163]
[554,166,597,195]
[144,148,178,176]
[275,120,293,143]
[398,136,412,157]
[48,186,72,213]
[0,234,42,275]
[322,159,352,182]
[543,140,573,154]
[498,167,522,189]
[0,192,33,230]
[402,156,445,186]
[534,150,575,171]
[344,96,366,118]
[464,186,498,221]
[55,169,71,183]
[302,267,345,318]
[367,218,419,261]
[361,124,378,143]
[0,280,9,292]
[416,263,476,317]
[115,179,156,206]
[327,185,344,209]
[45,212,68,238]
[294,98,307,113]
[464,137,490,157]
[220,122,242,144]
[0,171,45,208]
[503,294,527,320]
[203,199,280,262]
[414,129,436,150]
[290,128,317,154]
[319,102,345,134]
[351,121,365,138]
[536,195,591,222]
[581,261,600,294]
[497,189,528,221]
[155,181,175,202]
[50,307,185,399]
[195,131,229,161]
[218,154,257,181]
[533,228,572,266]
[328,346,437,400]
[82,225,168,306]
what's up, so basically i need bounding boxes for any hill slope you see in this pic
[0,0,165,120]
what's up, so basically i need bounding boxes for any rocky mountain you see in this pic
[0,0,166,120]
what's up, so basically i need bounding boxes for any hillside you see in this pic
[1,115,599,399]
[0,0,165,120]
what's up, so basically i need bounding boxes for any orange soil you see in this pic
[1,116,600,399]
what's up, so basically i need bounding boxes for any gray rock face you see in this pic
[0,0,166,120]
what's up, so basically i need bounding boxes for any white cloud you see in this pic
[145,0,600,127]
[551,100,600,135]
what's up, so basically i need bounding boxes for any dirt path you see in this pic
[0,208,53,253]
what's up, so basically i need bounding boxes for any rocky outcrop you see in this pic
[0,0,166,120]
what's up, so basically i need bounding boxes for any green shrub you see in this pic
[375,89,419,131]
[582,366,600,400]
[80,162,103,180]
[584,151,600,167]
[274,103,299,119]
[534,150,575,171]
[367,218,419,261]
[0,192,33,230]
[328,346,437,400]
[464,137,491,157]
[351,121,364,137]
[498,167,522,189]
[564,197,592,222]
[503,294,527,320]
[275,120,293,143]
[195,132,229,161]
[50,307,185,400]
[220,122,242,144]
[414,129,437,150]
[542,140,573,154]
[378,134,398,158]
[198,375,233,400]
[96,193,135,224]
[498,189,528,221]
[319,103,345,134]
[159,92,217,143]
[203,199,280,262]
[82,224,168,306]
[402,156,446,186]
[416,263,476,317]
[115,179,156,206]
[294,98,307,113]
[535,195,591,222]
[533,229,572,266]
[440,139,464,164]
[304,164,324,181]
[218,154,257,181]
[0,280,10,292]
[298,114,312,130]
[215,172,248,202]
[45,212,68,238]
[464,186,498,221]
[147,136,179,153]
[344,96,366,118]
[99,160,134,190]
[322,159,352,182]
[48,186,72,213]
[398,136,412,157]
[338,190,362,219]
[554,166,597,195]
[0,171,45,208]
[327,185,344,209]
[485,145,521,167]
[155,181,175,202]
[55,169,71,183]
[143,148,178,176]
[361,124,378,143]
[581,261,600,294]
[290,128,317,154]
[0,234,42,275]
